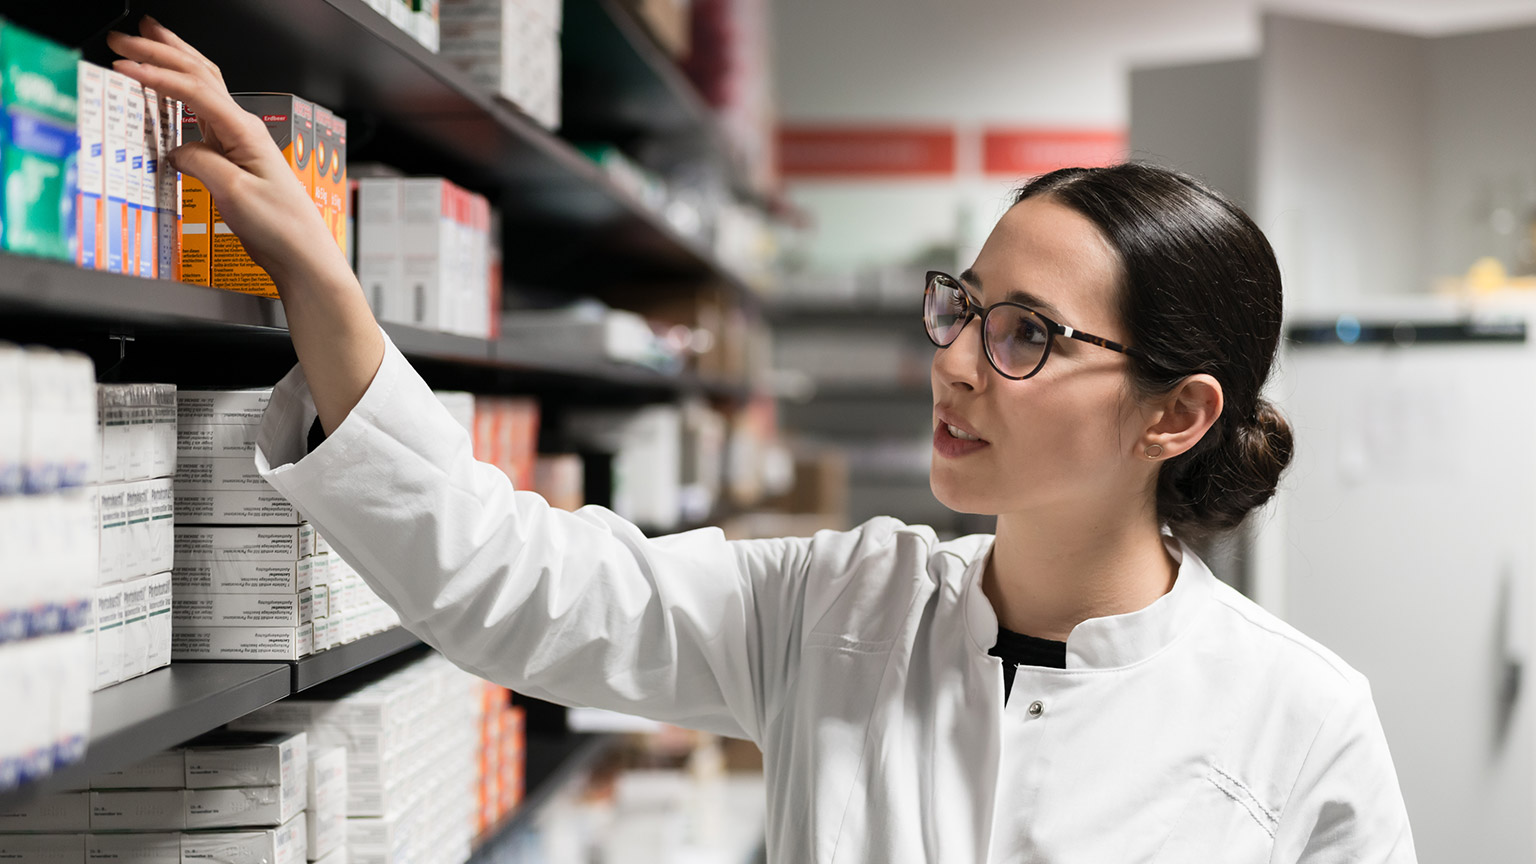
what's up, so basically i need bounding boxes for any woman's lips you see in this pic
[933,422,989,458]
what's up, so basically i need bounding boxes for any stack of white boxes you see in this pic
[307,745,349,863]
[169,388,398,658]
[439,0,562,129]
[171,389,316,660]
[355,177,498,339]
[91,382,177,691]
[231,653,481,864]
[0,731,310,862]
[0,346,98,792]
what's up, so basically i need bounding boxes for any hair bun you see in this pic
[1161,399,1294,539]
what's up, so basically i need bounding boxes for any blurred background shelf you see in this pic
[9,0,755,300]
[0,254,752,402]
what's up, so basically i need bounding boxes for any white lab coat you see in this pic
[256,333,1417,863]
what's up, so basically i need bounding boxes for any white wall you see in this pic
[773,0,1536,275]
[1254,14,1431,308]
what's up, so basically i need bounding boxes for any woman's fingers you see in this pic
[105,30,207,78]
[108,59,268,167]
[168,140,246,197]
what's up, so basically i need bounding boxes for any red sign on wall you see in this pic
[779,126,957,178]
[982,129,1126,176]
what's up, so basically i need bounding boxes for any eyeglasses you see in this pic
[922,270,1138,380]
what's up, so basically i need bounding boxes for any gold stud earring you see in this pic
[1144,443,1164,459]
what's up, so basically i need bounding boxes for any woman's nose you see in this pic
[932,316,987,392]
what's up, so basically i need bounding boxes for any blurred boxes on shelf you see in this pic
[440,0,561,129]
[0,21,79,263]
[356,176,499,339]
[231,652,483,864]
[471,396,539,493]
[498,301,684,372]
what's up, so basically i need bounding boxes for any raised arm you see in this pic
[108,17,382,435]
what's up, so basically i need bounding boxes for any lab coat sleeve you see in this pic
[255,332,816,744]
[1272,681,1418,864]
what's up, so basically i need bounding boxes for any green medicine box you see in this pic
[0,19,79,261]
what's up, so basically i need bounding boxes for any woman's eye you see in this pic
[1017,319,1047,344]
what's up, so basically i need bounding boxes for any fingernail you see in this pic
[142,13,159,25]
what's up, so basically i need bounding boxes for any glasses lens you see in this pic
[924,275,969,345]
[984,304,1051,378]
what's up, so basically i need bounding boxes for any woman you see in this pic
[110,17,1415,862]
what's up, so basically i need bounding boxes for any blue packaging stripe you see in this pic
[4,110,75,160]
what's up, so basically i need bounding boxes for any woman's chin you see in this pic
[929,472,998,517]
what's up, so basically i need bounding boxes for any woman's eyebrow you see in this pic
[959,268,1064,319]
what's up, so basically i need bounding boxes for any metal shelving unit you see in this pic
[0,664,290,807]
[115,0,752,300]
[0,253,749,402]
[0,0,761,826]
[290,627,423,692]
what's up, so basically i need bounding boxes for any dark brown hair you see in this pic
[1015,163,1293,539]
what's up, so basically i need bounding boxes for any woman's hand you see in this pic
[107,15,385,436]
[106,16,339,287]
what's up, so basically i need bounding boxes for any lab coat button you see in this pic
[1028,700,1044,717]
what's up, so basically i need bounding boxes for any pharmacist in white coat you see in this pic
[114,18,1416,862]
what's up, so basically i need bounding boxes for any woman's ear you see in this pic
[1140,374,1224,460]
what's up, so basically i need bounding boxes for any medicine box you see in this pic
[13,649,71,781]
[103,70,129,274]
[89,789,185,831]
[97,477,175,583]
[52,630,93,770]
[176,423,257,458]
[0,790,90,832]
[145,571,171,672]
[306,746,347,860]
[179,104,208,285]
[185,781,306,829]
[0,21,80,262]
[174,488,302,526]
[312,105,348,254]
[119,573,151,679]
[173,591,311,628]
[176,389,271,426]
[86,832,180,864]
[174,524,315,562]
[0,834,86,862]
[0,344,21,494]
[76,61,104,271]
[90,748,185,789]
[138,85,159,279]
[310,846,346,864]
[185,730,306,791]
[122,73,144,279]
[174,456,271,491]
[92,584,123,690]
[181,813,306,864]
[170,622,314,661]
[155,92,179,281]
[206,94,314,299]
[98,383,177,484]
[355,177,402,321]
[172,558,313,595]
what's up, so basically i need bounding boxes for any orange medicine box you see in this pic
[178,94,315,298]
[211,94,315,298]
[178,104,209,285]
[312,106,347,254]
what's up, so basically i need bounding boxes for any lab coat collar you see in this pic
[961,531,1216,671]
